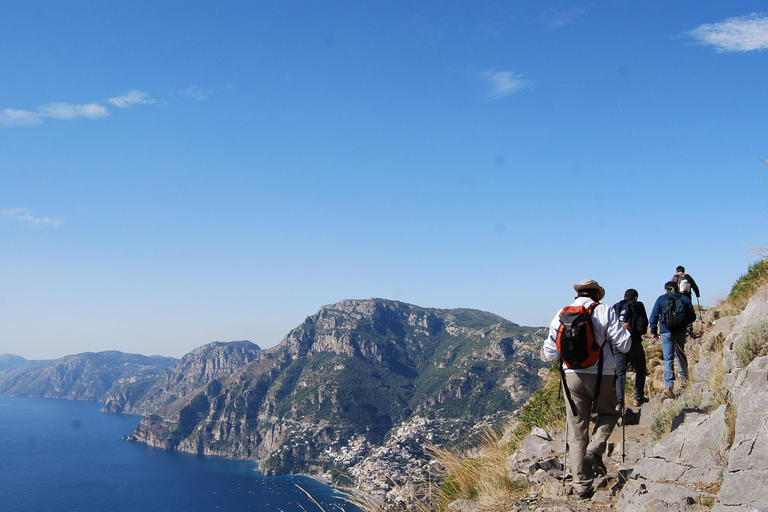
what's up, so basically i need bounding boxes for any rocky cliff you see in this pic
[0,351,177,402]
[102,340,261,415]
[127,299,548,478]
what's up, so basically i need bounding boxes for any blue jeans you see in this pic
[661,330,688,388]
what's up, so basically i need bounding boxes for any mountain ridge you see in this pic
[123,298,547,479]
[0,351,178,402]
[0,298,547,486]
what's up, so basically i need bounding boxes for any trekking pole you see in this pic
[621,402,626,464]
[560,365,568,486]
[696,296,703,322]
[563,415,568,486]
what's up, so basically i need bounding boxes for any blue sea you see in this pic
[0,395,359,512]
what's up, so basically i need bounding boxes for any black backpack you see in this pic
[613,299,647,337]
[661,293,688,331]
[630,302,649,335]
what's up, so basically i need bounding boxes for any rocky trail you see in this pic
[496,287,768,512]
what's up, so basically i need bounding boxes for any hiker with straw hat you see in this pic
[543,279,632,499]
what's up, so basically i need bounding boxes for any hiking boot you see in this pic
[585,451,607,477]
[577,489,594,500]
[664,388,675,399]
[624,408,640,425]
[633,397,649,407]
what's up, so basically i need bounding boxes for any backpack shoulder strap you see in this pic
[560,365,579,417]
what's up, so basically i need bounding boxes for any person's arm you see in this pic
[615,301,630,330]
[684,296,697,323]
[543,314,561,361]
[649,297,662,338]
[604,304,632,353]
[688,274,700,298]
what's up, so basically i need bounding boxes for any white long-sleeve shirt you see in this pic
[543,296,632,374]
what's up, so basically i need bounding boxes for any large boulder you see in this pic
[714,356,768,511]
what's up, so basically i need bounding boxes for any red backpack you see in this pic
[556,303,601,369]
[555,302,606,415]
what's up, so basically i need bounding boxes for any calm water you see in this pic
[0,395,358,512]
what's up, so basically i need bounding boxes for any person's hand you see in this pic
[652,333,659,341]
[622,322,630,331]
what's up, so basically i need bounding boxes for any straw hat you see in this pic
[573,279,606,301]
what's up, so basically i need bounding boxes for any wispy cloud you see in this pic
[687,13,768,52]
[179,86,210,100]
[1,208,63,228]
[0,109,43,127]
[37,102,108,120]
[481,70,532,101]
[542,7,584,29]
[0,90,154,128]
[108,90,155,108]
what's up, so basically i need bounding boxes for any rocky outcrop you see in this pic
[620,288,768,512]
[723,285,768,373]
[714,356,768,511]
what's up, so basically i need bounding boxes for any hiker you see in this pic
[648,281,697,398]
[671,265,700,336]
[543,279,632,499]
[613,289,649,408]
[671,266,700,300]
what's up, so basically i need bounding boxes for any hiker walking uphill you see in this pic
[543,279,632,499]
[672,265,700,336]
[649,282,697,398]
[613,289,649,408]
[671,266,700,301]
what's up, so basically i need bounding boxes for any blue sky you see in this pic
[2,2,767,360]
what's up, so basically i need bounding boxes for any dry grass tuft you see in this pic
[429,425,529,511]
[725,259,768,311]
[650,397,702,440]
[344,425,529,512]
[734,318,768,367]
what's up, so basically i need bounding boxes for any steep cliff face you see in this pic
[128,299,548,477]
[0,351,177,402]
[103,340,261,415]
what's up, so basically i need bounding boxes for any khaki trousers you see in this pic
[564,372,619,493]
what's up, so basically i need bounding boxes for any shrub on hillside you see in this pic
[734,318,768,367]
[727,259,768,310]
